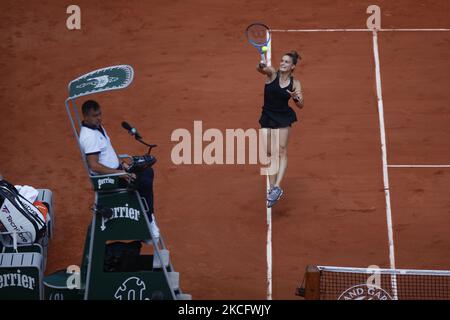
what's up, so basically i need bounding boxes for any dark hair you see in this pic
[82,100,100,116]
[285,51,301,65]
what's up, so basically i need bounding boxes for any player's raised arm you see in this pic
[246,23,274,77]
[257,61,276,77]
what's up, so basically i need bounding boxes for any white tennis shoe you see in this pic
[267,186,283,208]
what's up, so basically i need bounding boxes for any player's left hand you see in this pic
[287,89,301,101]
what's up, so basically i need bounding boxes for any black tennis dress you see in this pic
[259,72,298,129]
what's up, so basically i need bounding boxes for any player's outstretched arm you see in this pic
[257,61,276,77]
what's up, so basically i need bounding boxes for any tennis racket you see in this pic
[245,22,271,65]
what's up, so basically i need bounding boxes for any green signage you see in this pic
[68,65,134,99]
[0,252,43,299]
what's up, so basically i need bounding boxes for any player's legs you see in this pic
[267,127,289,206]
[274,127,290,187]
[261,128,276,187]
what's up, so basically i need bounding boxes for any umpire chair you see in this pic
[42,65,191,300]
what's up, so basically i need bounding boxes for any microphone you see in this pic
[121,121,142,139]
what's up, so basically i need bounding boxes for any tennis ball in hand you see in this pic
[261,46,268,53]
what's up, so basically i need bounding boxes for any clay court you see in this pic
[1,0,449,299]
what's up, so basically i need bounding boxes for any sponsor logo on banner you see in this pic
[0,270,36,290]
[114,277,148,300]
[100,203,141,231]
[76,75,120,89]
[97,177,115,189]
[338,284,393,300]
[0,201,30,243]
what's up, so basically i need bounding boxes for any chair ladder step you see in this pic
[152,249,170,269]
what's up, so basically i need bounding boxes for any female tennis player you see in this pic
[257,51,304,207]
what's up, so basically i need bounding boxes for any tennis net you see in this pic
[296,265,450,300]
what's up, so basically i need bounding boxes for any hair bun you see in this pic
[285,50,301,65]
[290,51,299,59]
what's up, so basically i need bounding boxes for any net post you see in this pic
[296,265,321,300]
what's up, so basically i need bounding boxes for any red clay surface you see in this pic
[0,0,449,299]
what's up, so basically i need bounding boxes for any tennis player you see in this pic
[257,51,304,207]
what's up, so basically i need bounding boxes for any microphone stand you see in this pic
[134,136,157,155]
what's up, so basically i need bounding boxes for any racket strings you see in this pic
[246,24,270,46]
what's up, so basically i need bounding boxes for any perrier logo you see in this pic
[100,203,141,231]
[97,177,115,189]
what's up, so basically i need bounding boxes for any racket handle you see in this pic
[260,53,267,65]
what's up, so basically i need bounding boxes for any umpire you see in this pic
[78,100,159,239]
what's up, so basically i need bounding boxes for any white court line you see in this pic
[371,29,398,299]
[272,28,369,32]
[272,28,450,32]
[266,174,272,300]
[266,31,273,301]
[380,28,450,32]
[389,165,450,168]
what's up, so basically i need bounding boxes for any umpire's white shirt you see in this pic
[79,124,119,173]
